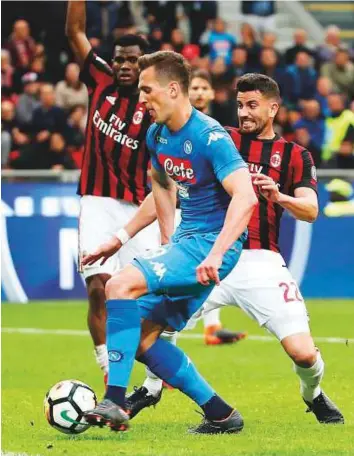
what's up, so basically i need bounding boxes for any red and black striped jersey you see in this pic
[227,127,318,253]
[78,50,152,204]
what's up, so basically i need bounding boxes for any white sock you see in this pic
[143,330,177,397]
[94,344,108,374]
[203,308,221,328]
[294,351,324,403]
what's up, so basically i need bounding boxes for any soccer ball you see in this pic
[44,379,97,434]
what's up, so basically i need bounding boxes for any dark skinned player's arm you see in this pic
[65,0,92,68]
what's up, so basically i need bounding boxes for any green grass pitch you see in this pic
[2,300,354,456]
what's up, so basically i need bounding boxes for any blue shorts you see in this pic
[132,232,244,331]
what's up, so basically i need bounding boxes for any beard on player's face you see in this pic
[239,115,268,135]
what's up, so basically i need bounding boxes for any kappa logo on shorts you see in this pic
[150,261,167,281]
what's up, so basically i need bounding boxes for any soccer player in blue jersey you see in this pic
[84,51,258,434]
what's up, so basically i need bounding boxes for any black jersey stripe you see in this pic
[258,141,274,250]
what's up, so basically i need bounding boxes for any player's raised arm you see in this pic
[151,165,177,245]
[65,0,91,68]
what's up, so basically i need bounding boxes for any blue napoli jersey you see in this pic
[146,108,247,236]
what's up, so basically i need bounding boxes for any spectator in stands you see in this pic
[86,1,134,61]
[5,19,36,72]
[321,47,354,100]
[240,0,276,35]
[2,98,32,164]
[205,18,236,65]
[143,1,178,41]
[239,23,261,70]
[1,101,16,166]
[258,47,285,88]
[211,87,237,127]
[55,63,88,112]
[16,72,40,127]
[31,83,67,144]
[284,29,313,65]
[261,32,277,50]
[29,55,49,84]
[148,25,163,53]
[65,104,86,149]
[315,77,332,117]
[274,105,295,142]
[210,57,234,87]
[323,93,354,163]
[1,49,15,100]
[293,99,326,167]
[326,137,354,169]
[186,1,218,45]
[170,28,186,54]
[316,25,342,65]
[46,133,77,170]
[282,51,317,108]
[230,46,249,78]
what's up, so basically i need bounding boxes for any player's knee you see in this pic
[105,273,135,300]
[290,348,317,367]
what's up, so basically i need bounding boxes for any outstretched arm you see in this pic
[81,193,158,267]
[66,0,92,67]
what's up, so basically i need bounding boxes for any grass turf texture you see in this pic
[2,300,354,456]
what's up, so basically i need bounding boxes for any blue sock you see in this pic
[137,338,215,407]
[104,299,140,408]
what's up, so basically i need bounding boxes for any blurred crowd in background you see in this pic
[1,1,354,171]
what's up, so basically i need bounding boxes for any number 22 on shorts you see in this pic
[279,281,303,303]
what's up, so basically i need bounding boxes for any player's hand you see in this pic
[81,236,122,267]
[196,252,223,286]
[253,175,281,202]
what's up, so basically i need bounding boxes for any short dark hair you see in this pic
[191,69,212,87]
[114,34,149,54]
[138,51,191,94]
[236,73,280,101]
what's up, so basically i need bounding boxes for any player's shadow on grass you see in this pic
[54,422,189,441]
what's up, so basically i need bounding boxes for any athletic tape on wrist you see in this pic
[115,228,131,245]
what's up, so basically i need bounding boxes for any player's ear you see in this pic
[169,82,179,99]
[269,102,279,119]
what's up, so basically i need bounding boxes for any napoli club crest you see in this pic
[133,110,143,125]
[184,140,193,154]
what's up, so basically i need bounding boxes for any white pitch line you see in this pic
[1,327,353,344]
[1,453,42,456]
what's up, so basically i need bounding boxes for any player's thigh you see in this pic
[209,250,310,341]
[105,263,149,299]
[79,195,122,279]
[236,253,309,341]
